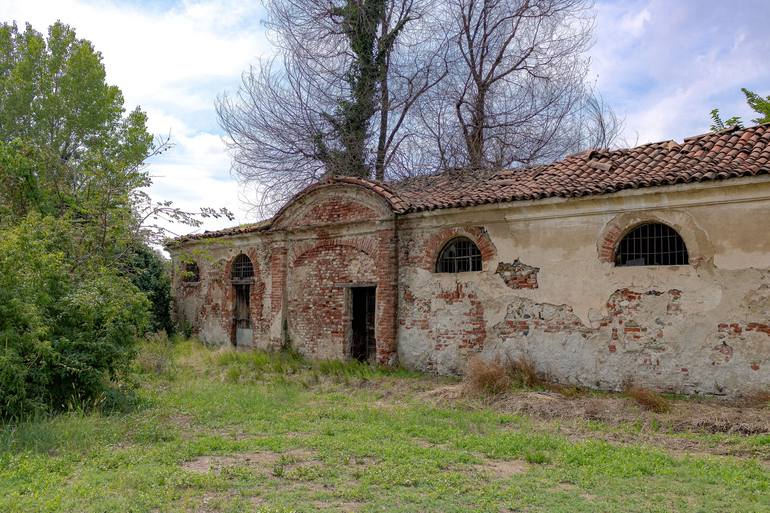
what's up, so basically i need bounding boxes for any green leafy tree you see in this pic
[710,87,770,132]
[0,21,232,259]
[0,21,234,417]
[1,21,233,337]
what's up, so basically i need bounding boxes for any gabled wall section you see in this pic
[269,182,399,364]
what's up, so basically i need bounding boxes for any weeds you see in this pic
[506,356,543,388]
[739,390,770,409]
[136,331,176,376]
[625,386,671,413]
[465,357,512,395]
[465,355,547,395]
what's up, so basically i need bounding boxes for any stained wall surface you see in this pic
[171,177,770,396]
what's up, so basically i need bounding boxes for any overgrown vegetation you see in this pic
[0,340,767,512]
[0,215,149,419]
[464,355,581,397]
[0,21,228,419]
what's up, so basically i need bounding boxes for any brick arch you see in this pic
[597,211,713,267]
[271,179,399,230]
[292,238,378,267]
[417,226,496,271]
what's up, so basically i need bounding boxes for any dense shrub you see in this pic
[120,243,173,334]
[0,216,150,419]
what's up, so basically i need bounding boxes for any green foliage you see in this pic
[710,88,770,132]
[709,108,743,132]
[119,244,173,334]
[0,22,154,255]
[0,215,150,419]
[742,88,770,124]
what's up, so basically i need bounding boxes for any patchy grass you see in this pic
[0,340,768,512]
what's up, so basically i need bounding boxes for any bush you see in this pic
[0,215,150,419]
[625,386,670,413]
[120,243,173,334]
[465,357,512,395]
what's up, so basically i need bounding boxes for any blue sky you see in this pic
[2,0,769,236]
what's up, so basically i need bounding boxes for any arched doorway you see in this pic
[231,253,254,346]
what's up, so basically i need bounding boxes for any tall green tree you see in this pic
[0,21,232,417]
[0,21,232,334]
[0,21,152,262]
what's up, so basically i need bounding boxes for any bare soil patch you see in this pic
[475,458,529,479]
[181,448,314,475]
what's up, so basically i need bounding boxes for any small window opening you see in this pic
[615,223,689,266]
[231,253,254,282]
[182,262,200,282]
[436,237,482,273]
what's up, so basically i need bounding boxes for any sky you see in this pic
[2,0,769,237]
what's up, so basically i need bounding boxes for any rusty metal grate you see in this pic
[615,223,689,266]
[231,254,254,281]
[436,237,482,273]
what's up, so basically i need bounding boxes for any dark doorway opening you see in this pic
[350,287,376,363]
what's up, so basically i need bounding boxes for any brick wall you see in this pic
[283,195,398,364]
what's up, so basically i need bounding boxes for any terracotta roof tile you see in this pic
[172,123,770,243]
[393,123,770,212]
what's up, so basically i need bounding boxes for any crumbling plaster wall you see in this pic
[397,178,770,396]
[170,234,282,349]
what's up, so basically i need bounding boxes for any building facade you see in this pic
[169,124,770,396]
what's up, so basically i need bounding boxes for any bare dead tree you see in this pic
[566,88,623,152]
[434,0,596,169]
[218,0,620,213]
[217,0,446,214]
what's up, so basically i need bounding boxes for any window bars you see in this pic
[231,254,255,281]
[436,237,482,273]
[615,223,689,266]
[183,262,200,282]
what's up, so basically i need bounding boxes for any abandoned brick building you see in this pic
[169,124,770,396]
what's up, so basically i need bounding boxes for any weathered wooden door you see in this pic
[234,283,252,346]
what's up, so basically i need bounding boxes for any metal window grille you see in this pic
[436,237,482,273]
[615,223,689,267]
[231,254,254,281]
[183,262,200,282]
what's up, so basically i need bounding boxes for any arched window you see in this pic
[615,223,688,266]
[231,254,254,281]
[182,262,200,282]
[436,237,482,273]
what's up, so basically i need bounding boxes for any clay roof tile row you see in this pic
[173,123,770,243]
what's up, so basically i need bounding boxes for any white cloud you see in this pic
[592,0,770,145]
[619,7,650,38]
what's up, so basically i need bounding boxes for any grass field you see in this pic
[1,339,768,512]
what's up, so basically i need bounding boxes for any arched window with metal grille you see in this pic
[182,261,200,282]
[231,254,254,281]
[436,237,482,273]
[615,223,689,266]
